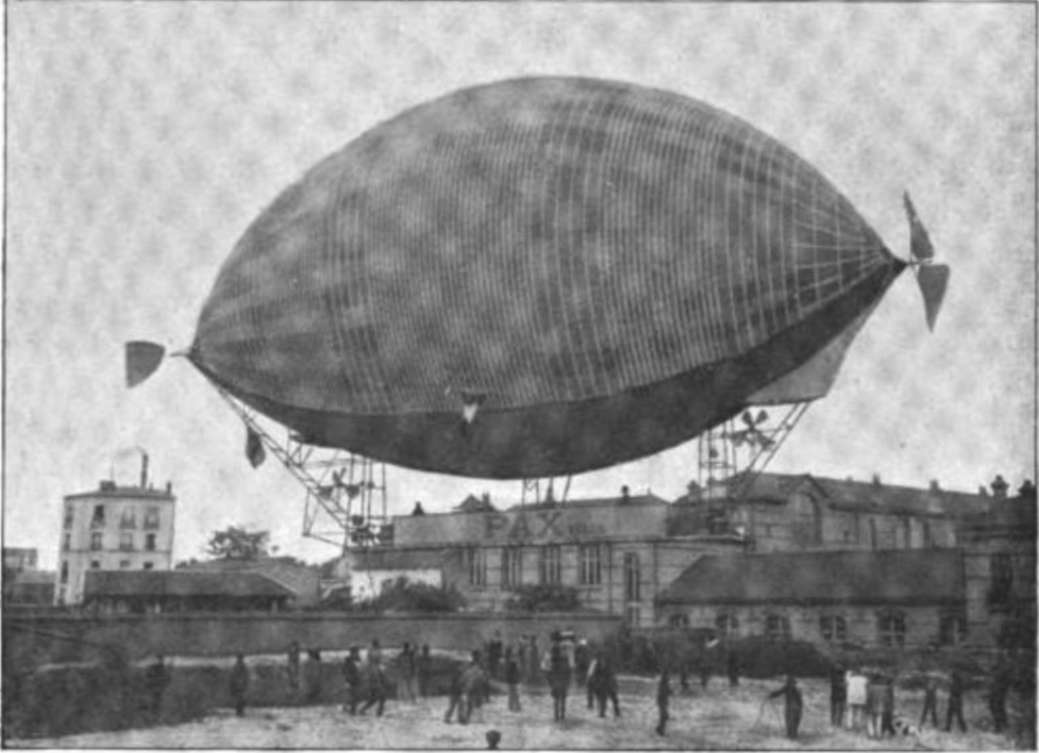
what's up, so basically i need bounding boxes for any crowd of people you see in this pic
[138,635,1025,745]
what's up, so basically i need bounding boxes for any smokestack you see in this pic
[140,452,149,489]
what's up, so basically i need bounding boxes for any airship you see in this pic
[128,77,948,480]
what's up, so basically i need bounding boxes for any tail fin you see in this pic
[903,192,948,331]
[903,192,934,261]
[125,341,165,388]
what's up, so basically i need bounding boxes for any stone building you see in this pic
[656,549,967,648]
[56,455,176,605]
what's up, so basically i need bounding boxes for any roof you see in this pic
[65,484,175,502]
[507,492,669,511]
[702,472,991,517]
[84,570,294,598]
[351,548,445,571]
[12,570,56,586]
[179,557,319,601]
[657,549,965,607]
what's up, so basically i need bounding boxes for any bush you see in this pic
[504,584,580,612]
[355,578,466,613]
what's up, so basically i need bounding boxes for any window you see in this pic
[668,613,690,628]
[465,547,486,586]
[623,553,640,602]
[578,544,602,585]
[501,547,522,588]
[765,614,791,641]
[144,506,160,530]
[989,554,1013,605]
[539,545,562,585]
[145,533,157,552]
[939,612,966,646]
[143,562,154,570]
[90,560,101,569]
[868,519,878,550]
[624,604,641,627]
[62,533,71,551]
[63,506,74,529]
[119,560,131,569]
[811,498,823,545]
[820,615,847,643]
[877,611,906,646]
[120,508,137,529]
[60,561,68,583]
[90,531,103,550]
[715,613,739,638]
[901,518,911,549]
[119,532,134,551]
[922,520,933,548]
[90,505,106,528]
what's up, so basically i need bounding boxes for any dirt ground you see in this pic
[10,676,1018,749]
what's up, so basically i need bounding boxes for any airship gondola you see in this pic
[128,77,948,479]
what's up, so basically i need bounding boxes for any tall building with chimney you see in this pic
[56,453,176,605]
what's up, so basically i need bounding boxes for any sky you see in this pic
[4,3,1035,569]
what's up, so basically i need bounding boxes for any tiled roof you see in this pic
[698,472,991,517]
[507,493,669,511]
[84,570,294,598]
[657,549,965,606]
[180,557,318,599]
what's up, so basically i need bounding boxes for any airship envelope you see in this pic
[133,77,947,479]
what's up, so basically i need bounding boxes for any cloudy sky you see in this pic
[5,3,1035,568]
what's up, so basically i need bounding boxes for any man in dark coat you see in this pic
[588,651,621,718]
[144,654,170,721]
[303,650,323,704]
[342,647,362,714]
[504,648,521,711]
[417,644,433,698]
[287,641,301,692]
[655,668,671,736]
[945,671,967,732]
[829,664,846,727]
[919,674,939,728]
[230,654,249,717]
[989,660,1011,733]
[487,631,504,679]
[769,675,803,740]
[546,643,571,722]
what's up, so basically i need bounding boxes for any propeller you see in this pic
[730,410,773,450]
[903,192,950,332]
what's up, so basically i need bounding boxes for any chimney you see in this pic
[620,485,631,503]
[991,474,1009,500]
[929,479,941,492]
[140,452,149,490]
[978,486,989,496]
[872,474,882,486]
[166,481,172,494]
[482,492,490,505]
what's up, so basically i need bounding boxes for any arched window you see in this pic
[715,613,739,638]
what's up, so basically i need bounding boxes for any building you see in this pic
[656,549,967,648]
[3,547,39,572]
[674,472,991,552]
[178,556,322,608]
[2,547,54,606]
[961,481,1037,648]
[353,488,746,626]
[57,455,176,605]
[83,570,294,613]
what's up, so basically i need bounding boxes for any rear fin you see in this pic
[903,191,934,261]
[918,264,950,332]
[125,341,165,388]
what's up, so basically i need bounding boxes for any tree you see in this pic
[205,526,270,560]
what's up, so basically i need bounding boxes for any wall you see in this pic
[3,610,622,666]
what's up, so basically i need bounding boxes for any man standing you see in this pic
[919,674,939,728]
[727,650,740,688]
[287,641,301,694]
[945,670,967,733]
[769,675,803,740]
[575,639,591,700]
[417,644,433,698]
[397,642,417,702]
[589,650,621,718]
[303,650,323,704]
[655,668,671,736]
[546,643,571,722]
[504,648,521,712]
[342,647,362,714]
[144,654,170,721]
[846,667,868,730]
[989,656,1011,734]
[487,630,504,680]
[829,663,846,727]
[230,654,249,717]
[360,647,388,717]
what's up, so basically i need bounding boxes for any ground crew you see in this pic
[360,647,388,717]
[588,650,621,718]
[417,644,433,698]
[919,674,939,728]
[829,663,846,727]
[504,648,521,711]
[769,675,803,740]
[989,658,1011,733]
[230,654,249,717]
[303,650,323,704]
[397,642,417,702]
[727,649,740,688]
[287,641,301,693]
[546,643,571,722]
[945,670,967,732]
[341,647,362,714]
[144,654,170,721]
[655,668,671,736]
